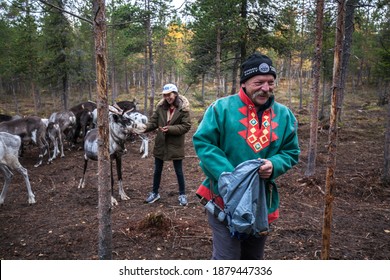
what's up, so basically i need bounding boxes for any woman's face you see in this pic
[163,92,177,105]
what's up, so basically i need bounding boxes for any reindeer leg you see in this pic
[116,156,129,200]
[34,154,43,168]
[110,160,118,206]
[59,130,65,157]
[36,137,50,167]
[140,135,149,158]
[0,165,13,205]
[78,157,88,189]
[16,166,35,204]
[48,133,58,162]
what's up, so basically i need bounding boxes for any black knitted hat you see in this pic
[240,52,277,83]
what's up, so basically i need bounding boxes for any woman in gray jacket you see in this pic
[144,83,192,206]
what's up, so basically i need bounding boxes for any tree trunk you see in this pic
[93,0,112,260]
[62,72,69,110]
[0,77,3,96]
[31,81,38,114]
[230,51,240,95]
[357,59,363,87]
[110,49,117,103]
[338,0,358,121]
[383,82,390,185]
[88,81,93,101]
[12,82,20,115]
[148,16,156,116]
[321,0,346,260]
[287,54,292,107]
[240,0,248,66]
[110,0,117,104]
[305,0,324,177]
[216,25,222,98]
[201,73,205,107]
[298,0,306,110]
[298,54,304,109]
[223,74,228,96]
[319,70,327,120]
[143,38,148,115]
[145,0,154,117]
[125,60,129,95]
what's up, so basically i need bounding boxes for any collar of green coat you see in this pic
[238,88,275,109]
[238,88,278,153]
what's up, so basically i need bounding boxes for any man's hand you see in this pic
[259,159,273,179]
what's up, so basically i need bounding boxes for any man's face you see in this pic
[242,74,275,106]
[162,92,176,105]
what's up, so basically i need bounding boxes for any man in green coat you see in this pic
[193,53,300,259]
[144,84,192,206]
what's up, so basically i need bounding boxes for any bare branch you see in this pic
[38,0,93,25]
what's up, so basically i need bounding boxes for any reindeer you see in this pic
[78,106,146,206]
[124,111,149,158]
[70,101,96,145]
[47,111,76,160]
[92,102,149,158]
[0,114,12,123]
[0,132,35,205]
[0,116,50,167]
[116,99,138,112]
[0,114,21,123]
[111,100,149,158]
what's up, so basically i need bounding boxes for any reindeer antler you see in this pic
[124,107,135,115]
[112,102,122,110]
[109,104,122,115]
[111,103,125,115]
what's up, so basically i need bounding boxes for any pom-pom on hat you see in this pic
[240,52,277,83]
[162,83,178,94]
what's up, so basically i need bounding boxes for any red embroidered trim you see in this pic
[196,184,279,223]
[237,90,279,152]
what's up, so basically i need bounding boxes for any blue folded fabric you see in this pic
[218,159,269,239]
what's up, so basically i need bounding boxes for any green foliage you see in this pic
[69,2,95,86]
[0,0,389,111]
[113,3,146,55]
[372,2,390,81]
[0,0,40,84]
[0,19,15,80]
[185,0,243,83]
[39,1,74,89]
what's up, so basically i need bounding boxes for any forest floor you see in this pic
[0,90,390,260]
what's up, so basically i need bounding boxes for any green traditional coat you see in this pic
[144,95,191,161]
[193,88,300,223]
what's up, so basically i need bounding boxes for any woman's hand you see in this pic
[160,126,169,133]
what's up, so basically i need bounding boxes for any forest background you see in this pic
[0,0,390,261]
[0,0,388,117]
[1,0,390,181]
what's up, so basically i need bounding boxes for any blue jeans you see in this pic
[152,157,186,195]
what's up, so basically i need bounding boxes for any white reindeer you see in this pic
[124,111,149,158]
[0,132,35,205]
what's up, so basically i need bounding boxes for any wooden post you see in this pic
[321,0,346,260]
[93,0,112,260]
